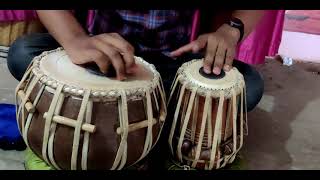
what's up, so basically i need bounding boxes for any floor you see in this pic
[243,60,320,170]
[0,57,18,104]
[0,57,25,170]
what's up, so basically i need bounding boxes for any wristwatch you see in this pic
[227,17,244,43]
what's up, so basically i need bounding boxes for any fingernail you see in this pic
[118,76,126,81]
[204,67,211,74]
[213,67,221,75]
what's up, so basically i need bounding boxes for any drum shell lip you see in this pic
[30,47,163,100]
[175,59,245,98]
[42,84,146,103]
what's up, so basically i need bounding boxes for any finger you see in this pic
[224,47,235,71]
[106,49,126,81]
[98,33,135,71]
[170,42,196,57]
[170,35,208,57]
[213,43,227,75]
[99,33,135,54]
[94,40,126,80]
[203,35,218,74]
[86,49,110,74]
[107,33,136,70]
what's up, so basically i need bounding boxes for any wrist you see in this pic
[63,33,90,50]
[217,24,240,45]
[226,17,244,43]
[227,24,241,42]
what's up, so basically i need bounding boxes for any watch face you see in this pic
[230,21,241,27]
[230,17,243,27]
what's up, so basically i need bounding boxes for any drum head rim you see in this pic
[175,59,245,98]
[30,48,163,99]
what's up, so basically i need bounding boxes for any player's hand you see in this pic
[64,33,136,80]
[170,24,240,75]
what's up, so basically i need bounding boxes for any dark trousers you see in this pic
[7,33,264,169]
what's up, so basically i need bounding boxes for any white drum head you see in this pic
[176,59,245,97]
[183,60,242,90]
[38,49,155,91]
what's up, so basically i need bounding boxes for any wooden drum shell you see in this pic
[168,60,246,170]
[16,49,167,170]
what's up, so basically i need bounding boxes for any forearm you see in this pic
[36,10,88,48]
[232,10,264,39]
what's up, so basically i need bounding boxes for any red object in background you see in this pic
[283,10,320,35]
[236,10,285,64]
[0,10,38,22]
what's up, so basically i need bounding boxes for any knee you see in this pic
[7,36,34,81]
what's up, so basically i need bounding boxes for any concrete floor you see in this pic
[243,60,320,170]
[0,57,320,170]
[0,57,18,104]
[0,57,25,170]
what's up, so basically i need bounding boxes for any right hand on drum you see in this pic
[64,33,136,81]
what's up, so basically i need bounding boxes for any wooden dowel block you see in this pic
[17,90,35,113]
[116,118,157,134]
[43,113,96,133]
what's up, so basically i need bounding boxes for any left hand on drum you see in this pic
[64,33,137,81]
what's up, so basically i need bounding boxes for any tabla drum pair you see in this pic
[16,48,247,170]
[15,48,167,170]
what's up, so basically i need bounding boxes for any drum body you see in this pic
[168,60,247,170]
[15,48,167,170]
